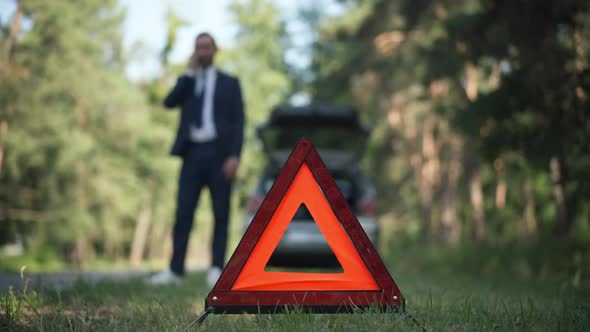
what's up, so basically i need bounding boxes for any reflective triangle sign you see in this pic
[205,137,404,314]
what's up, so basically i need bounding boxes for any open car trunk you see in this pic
[256,105,371,171]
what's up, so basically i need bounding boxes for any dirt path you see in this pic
[0,270,152,292]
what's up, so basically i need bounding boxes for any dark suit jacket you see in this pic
[163,70,244,159]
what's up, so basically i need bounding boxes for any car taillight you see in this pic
[247,193,264,214]
[359,198,376,216]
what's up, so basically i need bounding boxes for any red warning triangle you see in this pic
[206,138,403,313]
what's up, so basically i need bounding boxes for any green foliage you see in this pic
[0,288,23,331]
[0,0,177,265]
[309,0,590,244]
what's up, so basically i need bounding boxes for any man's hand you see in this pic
[188,52,198,70]
[223,157,239,180]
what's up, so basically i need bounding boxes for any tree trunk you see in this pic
[0,0,19,174]
[492,158,507,236]
[494,158,506,209]
[162,225,172,262]
[5,0,22,60]
[522,176,537,236]
[0,144,3,175]
[73,238,88,268]
[71,161,93,264]
[130,203,152,266]
[441,136,461,245]
[550,156,575,237]
[469,170,486,241]
[573,29,590,154]
[0,120,7,175]
[147,219,172,261]
[463,62,485,241]
[464,62,479,101]
[417,118,441,241]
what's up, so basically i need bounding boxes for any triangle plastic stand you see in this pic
[204,137,404,314]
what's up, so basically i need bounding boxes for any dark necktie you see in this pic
[193,73,205,128]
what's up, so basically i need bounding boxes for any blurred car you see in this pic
[243,104,379,267]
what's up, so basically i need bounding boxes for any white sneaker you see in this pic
[146,269,182,285]
[207,266,222,287]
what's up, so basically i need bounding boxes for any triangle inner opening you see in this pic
[264,203,344,273]
[229,163,380,291]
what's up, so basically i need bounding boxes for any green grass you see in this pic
[1,244,589,331]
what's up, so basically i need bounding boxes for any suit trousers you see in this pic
[170,141,232,275]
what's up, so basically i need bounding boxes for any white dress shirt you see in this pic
[186,67,217,142]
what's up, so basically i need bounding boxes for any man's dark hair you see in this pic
[197,32,217,48]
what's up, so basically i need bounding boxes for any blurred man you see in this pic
[148,32,244,286]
